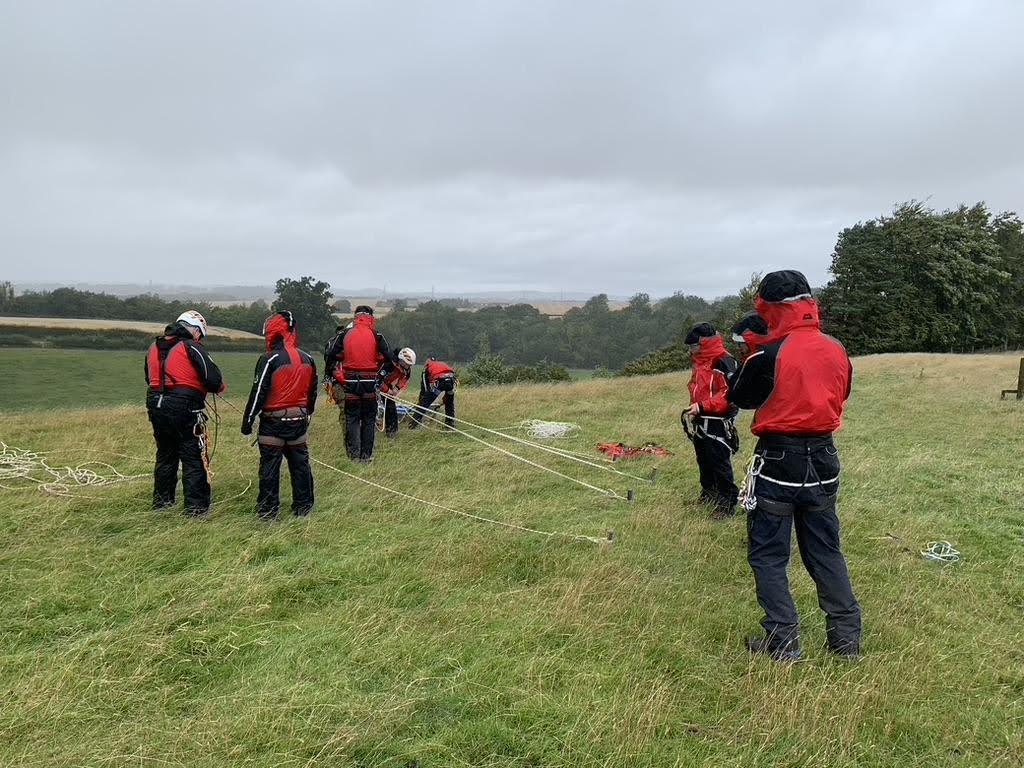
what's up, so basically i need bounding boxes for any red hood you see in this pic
[353,314,376,333]
[740,330,767,356]
[264,314,297,351]
[692,333,728,367]
[756,296,821,343]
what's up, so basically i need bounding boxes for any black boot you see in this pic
[747,635,801,662]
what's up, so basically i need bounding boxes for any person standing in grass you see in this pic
[729,270,861,662]
[323,305,390,462]
[409,357,458,430]
[731,311,769,361]
[144,310,225,518]
[241,311,318,521]
[379,347,416,438]
[681,323,740,519]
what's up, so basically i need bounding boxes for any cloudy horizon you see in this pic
[2,1,1022,299]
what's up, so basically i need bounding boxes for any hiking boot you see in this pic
[293,505,314,518]
[385,430,399,439]
[827,641,861,661]
[257,510,280,523]
[185,508,210,521]
[711,507,737,521]
[153,502,175,512]
[746,636,802,662]
[359,456,374,464]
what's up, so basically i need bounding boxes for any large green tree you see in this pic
[273,276,335,346]
[819,202,1012,354]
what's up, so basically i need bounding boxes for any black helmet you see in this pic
[354,305,374,316]
[757,270,812,302]
[731,312,768,341]
[684,322,717,346]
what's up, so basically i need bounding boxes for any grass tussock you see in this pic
[0,352,1023,766]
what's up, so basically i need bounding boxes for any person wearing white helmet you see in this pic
[378,347,416,438]
[143,309,226,518]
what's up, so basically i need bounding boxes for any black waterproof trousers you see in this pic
[147,391,210,513]
[384,397,400,437]
[343,378,378,460]
[692,419,738,513]
[256,411,313,519]
[410,379,456,429]
[746,434,861,655]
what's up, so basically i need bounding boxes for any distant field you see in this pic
[0,349,591,411]
[0,349,261,411]
[0,316,260,339]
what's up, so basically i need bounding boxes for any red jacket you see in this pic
[336,315,387,379]
[380,364,410,395]
[687,334,735,416]
[424,359,455,387]
[730,297,852,436]
[145,330,224,397]
[241,315,318,430]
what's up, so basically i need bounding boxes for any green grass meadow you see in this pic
[0,350,1022,766]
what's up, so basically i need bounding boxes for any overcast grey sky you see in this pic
[2,0,1022,297]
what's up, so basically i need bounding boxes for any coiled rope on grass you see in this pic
[921,540,961,564]
[0,441,149,497]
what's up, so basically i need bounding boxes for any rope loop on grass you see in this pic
[0,441,149,497]
[921,540,961,564]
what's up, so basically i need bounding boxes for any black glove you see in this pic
[241,423,253,436]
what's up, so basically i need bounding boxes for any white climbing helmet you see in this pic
[176,310,208,338]
[397,347,416,366]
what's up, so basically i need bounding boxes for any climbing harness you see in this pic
[681,412,739,455]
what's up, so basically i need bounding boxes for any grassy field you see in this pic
[0,350,591,412]
[1,353,1022,766]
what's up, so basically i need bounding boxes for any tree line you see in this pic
[3,200,1021,365]
[818,202,1024,354]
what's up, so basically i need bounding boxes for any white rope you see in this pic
[921,541,961,563]
[311,457,609,545]
[385,392,649,483]
[0,441,149,497]
[393,395,628,499]
[519,419,580,439]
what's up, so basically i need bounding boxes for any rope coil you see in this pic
[0,441,149,497]
[921,541,961,563]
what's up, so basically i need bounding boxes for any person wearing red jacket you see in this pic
[241,311,318,520]
[323,306,390,462]
[379,347,416,438]
[409,357,457,429]
[682,323,740,519]
[729,270,860,661]
[143,310,225,517]
[731,311,769,361]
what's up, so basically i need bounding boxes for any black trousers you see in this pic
[256,415,314,518]
[147,392,210,512]
[746,435,861,653]
[384,397,400,436]
[343,378,378,460]
[692,425,738,512]
[410,380,455,428]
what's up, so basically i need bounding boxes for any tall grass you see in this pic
[0,353,1022,766]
